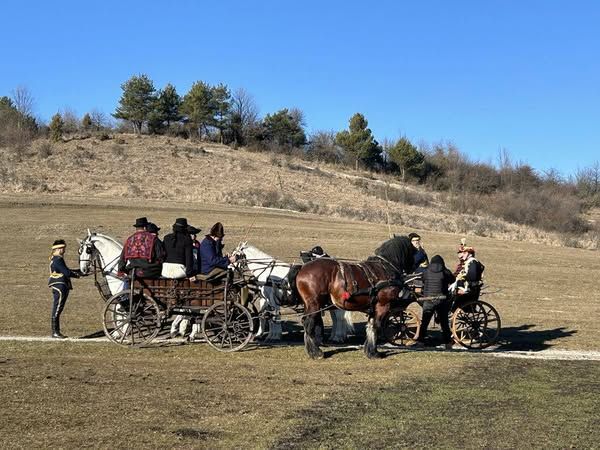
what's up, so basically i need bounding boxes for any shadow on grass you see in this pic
[496,324,577,351]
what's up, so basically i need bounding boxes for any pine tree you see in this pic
[180,81,214,138]
[212,83,231,143]
[112,74,156,134]
[81,113,93,130]
[49,113,64,142]
[335,113,382,170]
[262,108,306,148]
[388,137,426,181]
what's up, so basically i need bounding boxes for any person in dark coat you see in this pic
[188,224,202,276]
[162,218,194,279]
[414,254,455,349]
[409,232,429,273]
[117,217,164,278]
[48,239,81,338]
[199,222,234,278]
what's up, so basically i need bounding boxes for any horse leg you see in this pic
[264,287,282,342]
[254,296,268,339]
[363,302,390,359]
[170,315,183,338]
[329,309,340,343]
[302,311,324,359]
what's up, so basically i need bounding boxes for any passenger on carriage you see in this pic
[408,232,429,273]
[188,224,202,275]
[161,218,195,279]
[452,246,485,296]
[199,222,235,279]
[414,254,455,349]
[117,217,164,279]
[300,245,330,263]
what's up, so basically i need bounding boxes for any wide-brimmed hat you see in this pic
[187,225,201,235]
[209,222,225,238]
[147,222,160,234]
[51,239,67,250]
[173,217,188,229]
[133,217,149,228]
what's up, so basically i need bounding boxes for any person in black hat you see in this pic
[48,239,81,338]
[414,255,455,349]
[199,222,235,278]
[162,218,194,279]
[117,217,164,278]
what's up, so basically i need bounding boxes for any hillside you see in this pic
[0,134,597,249]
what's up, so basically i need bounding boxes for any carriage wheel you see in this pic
[451,300,501,349]
[103,290,162,347]
[383,308,420,346]
[201,302,254,352]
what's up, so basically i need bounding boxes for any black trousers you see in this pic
[50,284,70,320]
[418,296,451,344]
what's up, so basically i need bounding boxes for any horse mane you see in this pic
[373,235,415,274]
[91,232,123,249]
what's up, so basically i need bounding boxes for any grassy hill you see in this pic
[0,134,597,249]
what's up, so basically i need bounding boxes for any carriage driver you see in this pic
[408,232,429,273]
[48,239,82,338]
[117,217,164,279]
[451,246,485,296]
[198,222,235,280]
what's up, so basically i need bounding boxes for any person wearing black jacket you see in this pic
[161,218,194,279]
[48,239,81,338]
[414,254,455,349]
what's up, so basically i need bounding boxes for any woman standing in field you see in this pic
[48,239,81,338]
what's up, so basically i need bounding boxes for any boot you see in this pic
[51,317,67,339]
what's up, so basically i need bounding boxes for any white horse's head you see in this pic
[78,233,96,275]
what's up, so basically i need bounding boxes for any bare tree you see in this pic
[61,107,79,133]
[90,108,109,131]
[230,88,259,145]
[11,85,35,117]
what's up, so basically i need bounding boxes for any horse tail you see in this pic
[288,265,302,306]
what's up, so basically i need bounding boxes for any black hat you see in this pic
[311,246,325,256]
[52,239,67,249]
[209,222,225,238]
[147,222,160,234]
[173,217,188,229]
[133,217,149,228]
[408,232,421,241]
[187,225,201,235]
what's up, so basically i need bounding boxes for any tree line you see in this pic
[2,76,600,237]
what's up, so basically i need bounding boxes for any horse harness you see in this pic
[337,259,404,315]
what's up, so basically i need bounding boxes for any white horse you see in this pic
[231,242,354,343]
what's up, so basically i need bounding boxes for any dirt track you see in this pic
[2,335,600,361]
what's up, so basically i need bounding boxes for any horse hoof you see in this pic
[366,351,383,359]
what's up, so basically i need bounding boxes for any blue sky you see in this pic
[2,0,598,175]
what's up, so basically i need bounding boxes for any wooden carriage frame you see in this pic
[102,269,255,352]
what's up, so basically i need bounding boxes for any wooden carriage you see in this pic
[382,273,501,349]
[102,269,254,352]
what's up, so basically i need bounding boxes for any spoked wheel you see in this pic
[451,300,501,349]
[383,308,421,346]
[201,302,254,352]
[103,290,162,347]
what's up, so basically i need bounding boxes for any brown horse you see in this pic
[295,236,415,359]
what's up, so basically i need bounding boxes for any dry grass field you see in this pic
[0,195,599,448]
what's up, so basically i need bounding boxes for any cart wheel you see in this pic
[201,302,254,352]
[383,308,420,346]
[103,290,162,347]
[451,300,501,349]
